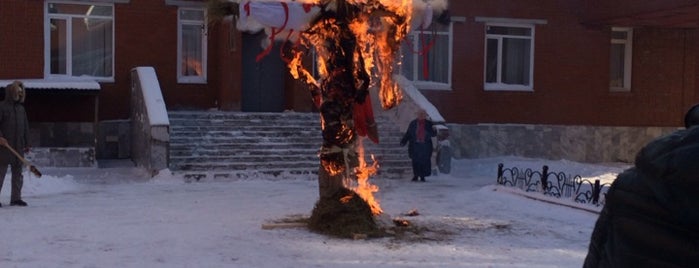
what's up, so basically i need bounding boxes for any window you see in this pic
[610,27,632,91]
[178,8,207,83]
[484,23,534,91]
[400,21,453,90]
[45,2,114,80]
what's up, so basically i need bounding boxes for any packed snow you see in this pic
[0,156,630,267]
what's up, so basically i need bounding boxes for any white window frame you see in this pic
[610,27,633,92]
[177,7,207,84]
[44,1,115,82]
[402,21,454,90]
[483,22,535,91]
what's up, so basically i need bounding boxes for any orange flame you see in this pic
[288,49,318,87]
[348,137,382,215]
[286,1,411,110]
[339,194,353,204]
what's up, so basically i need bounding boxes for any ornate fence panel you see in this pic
[497,163,612,206]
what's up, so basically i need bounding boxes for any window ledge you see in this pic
[69,0,130,3]
[413,81,452,91]
[166,0,205,7]
[484,83,533,92]
[609,87,631,92]
[177,79,207,84]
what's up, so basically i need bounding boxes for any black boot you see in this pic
[411,176,418,182]
[420,177,426,182]
[10,200,27,206]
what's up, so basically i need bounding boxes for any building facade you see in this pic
[1,0,698,164]
[411,0,698,127]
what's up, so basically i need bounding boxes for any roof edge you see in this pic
[0,79,101,91]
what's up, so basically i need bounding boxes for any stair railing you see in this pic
[130,67,170,176]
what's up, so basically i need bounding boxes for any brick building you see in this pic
[1,0,698,164]
[423,0,698,127]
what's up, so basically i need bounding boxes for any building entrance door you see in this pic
[241,32,285,112]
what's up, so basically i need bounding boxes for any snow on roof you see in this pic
[0,79,101,91]
[395,75,446,123]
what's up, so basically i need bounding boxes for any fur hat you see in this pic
[6,80,26,103]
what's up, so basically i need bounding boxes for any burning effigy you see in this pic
[209,0,448,238]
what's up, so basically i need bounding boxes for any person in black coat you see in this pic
[0,81,30,207]
[583,104,699,267]
[400,109,436,182]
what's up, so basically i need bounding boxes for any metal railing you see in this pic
[496,163,612,206]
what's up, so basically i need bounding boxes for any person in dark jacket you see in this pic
[583,104,699,267]
[0,81,30,207]
[400,109,436,182]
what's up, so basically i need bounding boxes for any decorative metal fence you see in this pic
[496,163,612,206]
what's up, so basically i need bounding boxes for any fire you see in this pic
[287,50,318,87]
[208,0,447,227]
[283,0,412,215]
[216,0,415,216]
[285,0,411,110]
[349,137,382,215]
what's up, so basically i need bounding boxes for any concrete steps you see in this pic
[168,111,411,181]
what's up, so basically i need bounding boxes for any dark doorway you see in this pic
[241,31,286,112]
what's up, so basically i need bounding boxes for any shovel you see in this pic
[2,144,42,178]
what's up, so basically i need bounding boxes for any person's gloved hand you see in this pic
[0,137,7,147]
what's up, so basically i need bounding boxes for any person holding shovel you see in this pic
[0,80,30,207]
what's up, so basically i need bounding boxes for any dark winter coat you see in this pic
[0,82,29,165]
[400,119,436,176]
[583,126,699,267]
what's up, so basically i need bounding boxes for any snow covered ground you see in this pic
[0,156,630,268]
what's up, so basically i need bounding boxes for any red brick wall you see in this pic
[0,0,44,78]
[583,0,699,22]
[109,0,219,119]
[420,0,698,127]
[0,0,93,122]
[0,0,239,121]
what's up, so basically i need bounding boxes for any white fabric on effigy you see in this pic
[238,1,321,32]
